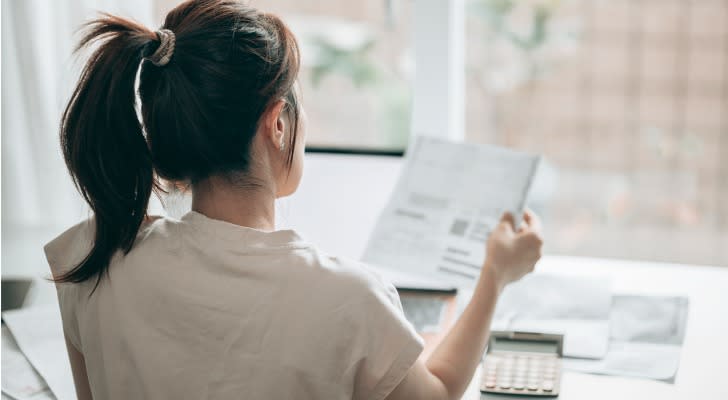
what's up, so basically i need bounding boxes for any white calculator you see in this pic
[480,331,564,397]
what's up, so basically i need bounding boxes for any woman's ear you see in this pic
[261,100,287,151]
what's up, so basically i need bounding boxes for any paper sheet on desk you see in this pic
[563,295,689,382]
[2,306,75,400]
[362,136,541,288]
[491,274,612,359]
[1,326,55,400]
[367,264,457,293]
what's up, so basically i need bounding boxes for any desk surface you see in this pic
[460,256,728,400]
[6,254,728,400]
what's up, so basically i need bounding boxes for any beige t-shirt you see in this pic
[45,211,423,400]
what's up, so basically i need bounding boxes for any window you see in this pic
[260,0,414,152]
[150,0,728,266]
[466,0,728,266]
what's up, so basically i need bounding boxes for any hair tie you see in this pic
[148,29,175,67]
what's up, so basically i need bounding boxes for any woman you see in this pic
[45,1,543,399]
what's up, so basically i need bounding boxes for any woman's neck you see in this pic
[190,176,277,231]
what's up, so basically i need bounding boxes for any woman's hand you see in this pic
[386,211,545,400]
[481,209,543,291]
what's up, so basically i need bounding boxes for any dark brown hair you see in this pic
[56,0,300,284]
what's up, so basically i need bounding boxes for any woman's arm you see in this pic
[386,211,543,400]
[65,335,93,400]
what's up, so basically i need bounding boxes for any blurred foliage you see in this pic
[469,0,559,51]
[308,37,382,89]
[305,34,411,148]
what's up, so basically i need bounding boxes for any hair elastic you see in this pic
[148,29,175,67]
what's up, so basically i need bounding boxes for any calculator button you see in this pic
[542,381,554,392]
[484,381,496,389]
[498,382,511,389]
[512,382,525,390]
[527,383,539,391]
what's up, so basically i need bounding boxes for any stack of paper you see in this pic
[491,273,612,360]
[1,305,74,400]
[564,295,689,382]
[489,275,689,382]
[1,326,54,400]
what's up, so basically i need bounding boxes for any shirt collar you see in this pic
[180,210,308,250]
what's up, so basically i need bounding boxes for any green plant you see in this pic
[306,34,412,147]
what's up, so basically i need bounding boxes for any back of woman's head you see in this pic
[57,0,301,285]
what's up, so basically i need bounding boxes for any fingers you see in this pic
[499,212,516,233]
[522,208,543,234]
[517,209,544,249]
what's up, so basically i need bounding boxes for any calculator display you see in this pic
[492,337,559,354]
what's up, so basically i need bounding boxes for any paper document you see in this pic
[363,136,541,288]
[491,273,612,359]
[564,295,689,382]
[367,264,457,293]
[2,306,75,400]
[1,326,55,400]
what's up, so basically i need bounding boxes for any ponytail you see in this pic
[55,15,159,284]
[56,1,303,286]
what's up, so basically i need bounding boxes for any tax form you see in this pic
[362,136,541,288]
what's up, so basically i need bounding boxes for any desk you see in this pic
[4,254,727,400]
[460,256,728,400]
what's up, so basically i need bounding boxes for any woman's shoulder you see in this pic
[298,249,400,309]
[44,218,95,278]
[44,215,164,278]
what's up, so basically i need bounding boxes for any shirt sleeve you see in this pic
[44,218,95,352]
[344,269,425,400]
